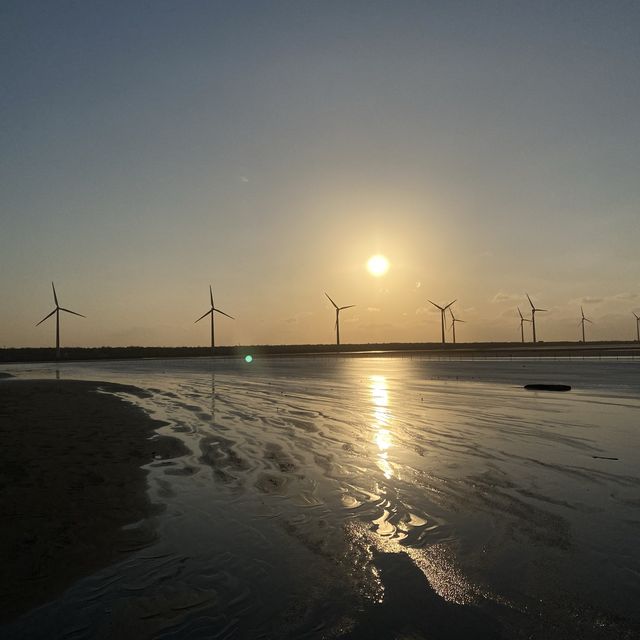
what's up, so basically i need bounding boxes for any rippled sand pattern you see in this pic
[4,357,640,638]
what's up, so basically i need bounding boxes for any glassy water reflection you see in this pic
[3,356,640,638]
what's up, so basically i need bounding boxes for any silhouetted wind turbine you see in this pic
[517,307,531,343]
[579,306,592,343]
[427,299,456,344]
[325,293,355,346]
[36,282,85,359]
[195,285,234,350]
[633,312,640,343]
[526,293,546,343]
[449,307,465,344]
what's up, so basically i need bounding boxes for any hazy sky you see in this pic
[2,1,639,347]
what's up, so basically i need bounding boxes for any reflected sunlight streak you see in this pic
[369,375,394,479]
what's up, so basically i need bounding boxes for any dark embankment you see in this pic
[0,379,188,623]
[1,341,639,363]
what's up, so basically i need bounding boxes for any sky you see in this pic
[2,1,639,347]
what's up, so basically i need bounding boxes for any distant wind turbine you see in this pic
[325,293,355,346]
[195,285,234,350]
[526,293,546,343]
[517,307,531,343]
[449,307,465,344]
[633,312,640,343]
[36,282,85,359]
[427,299,456,344]
[579,306,593,343]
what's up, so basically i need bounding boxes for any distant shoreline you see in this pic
[1,341,639,364]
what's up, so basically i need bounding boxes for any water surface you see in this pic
[4,356,640,638]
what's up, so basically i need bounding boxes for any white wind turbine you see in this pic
[195,285,234,350]
[449,307,466,344]
[36,282,85,359]
[526,293,546,343]
[517,307,531,343]
[427,299,456,344]
[325,293,355,346]
[579,306,593,343]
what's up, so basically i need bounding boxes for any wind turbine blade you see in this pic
[526,293,534,309]
[195,309,213,323]
[339,305,355,310]
[59,308,86,318]
[517,306,523,319]
[585,318,593,324]
[325,292,338,309]
[214,308,235,320]
[444,299,456,310]
[634,312,639,320]
[36,309,56,326]
[458,319,466,323]
[536,308,547,312]
[581,306,585,318]
[210,285,214,307]
[52,282,59,307]
[427,299,443,311]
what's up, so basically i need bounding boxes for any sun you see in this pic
[367,254,389,277]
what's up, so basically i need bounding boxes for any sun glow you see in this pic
[367,254,389,277]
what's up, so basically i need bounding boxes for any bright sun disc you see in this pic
[367,254,389,277]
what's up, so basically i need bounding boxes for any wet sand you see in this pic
[0,379,187,622]
[1,358,639,638]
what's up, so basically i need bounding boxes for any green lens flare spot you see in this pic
[244,355,253,363]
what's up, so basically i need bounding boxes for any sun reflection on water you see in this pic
[369,375,394,479]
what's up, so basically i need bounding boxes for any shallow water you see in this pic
[3,356,640,638]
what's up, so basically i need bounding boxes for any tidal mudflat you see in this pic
[1,356,639,639]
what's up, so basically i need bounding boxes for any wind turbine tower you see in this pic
[526,293,547,343]
[517,307,531,343]
[36,282,86,359]
[195,285,234,350]
[325,293,355,346]
[634,312,640,343]
[427,299,456,344]
[580,306,593,343]
[449,307,466,344]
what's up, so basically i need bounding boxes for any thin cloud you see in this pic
[492,291,521,303]
[415,306,438,315]
[285,311,312,324]
[367,307,381,312]
[578,296,604,304]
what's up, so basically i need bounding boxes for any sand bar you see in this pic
[0,379,187,623]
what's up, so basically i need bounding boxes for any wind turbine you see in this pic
[427,299,456,344]
[195,285,234,350]
[526,293,546,343]
[325,293,355,346]
[633,312,640,343]
[517,307,531,343]
[579,306,592,343]
[449,307,466,344]
[36,282,85,359]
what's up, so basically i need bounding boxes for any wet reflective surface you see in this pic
[3,356,640,638]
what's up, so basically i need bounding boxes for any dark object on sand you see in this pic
[524,384,571,392]
[592,455,619,460]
